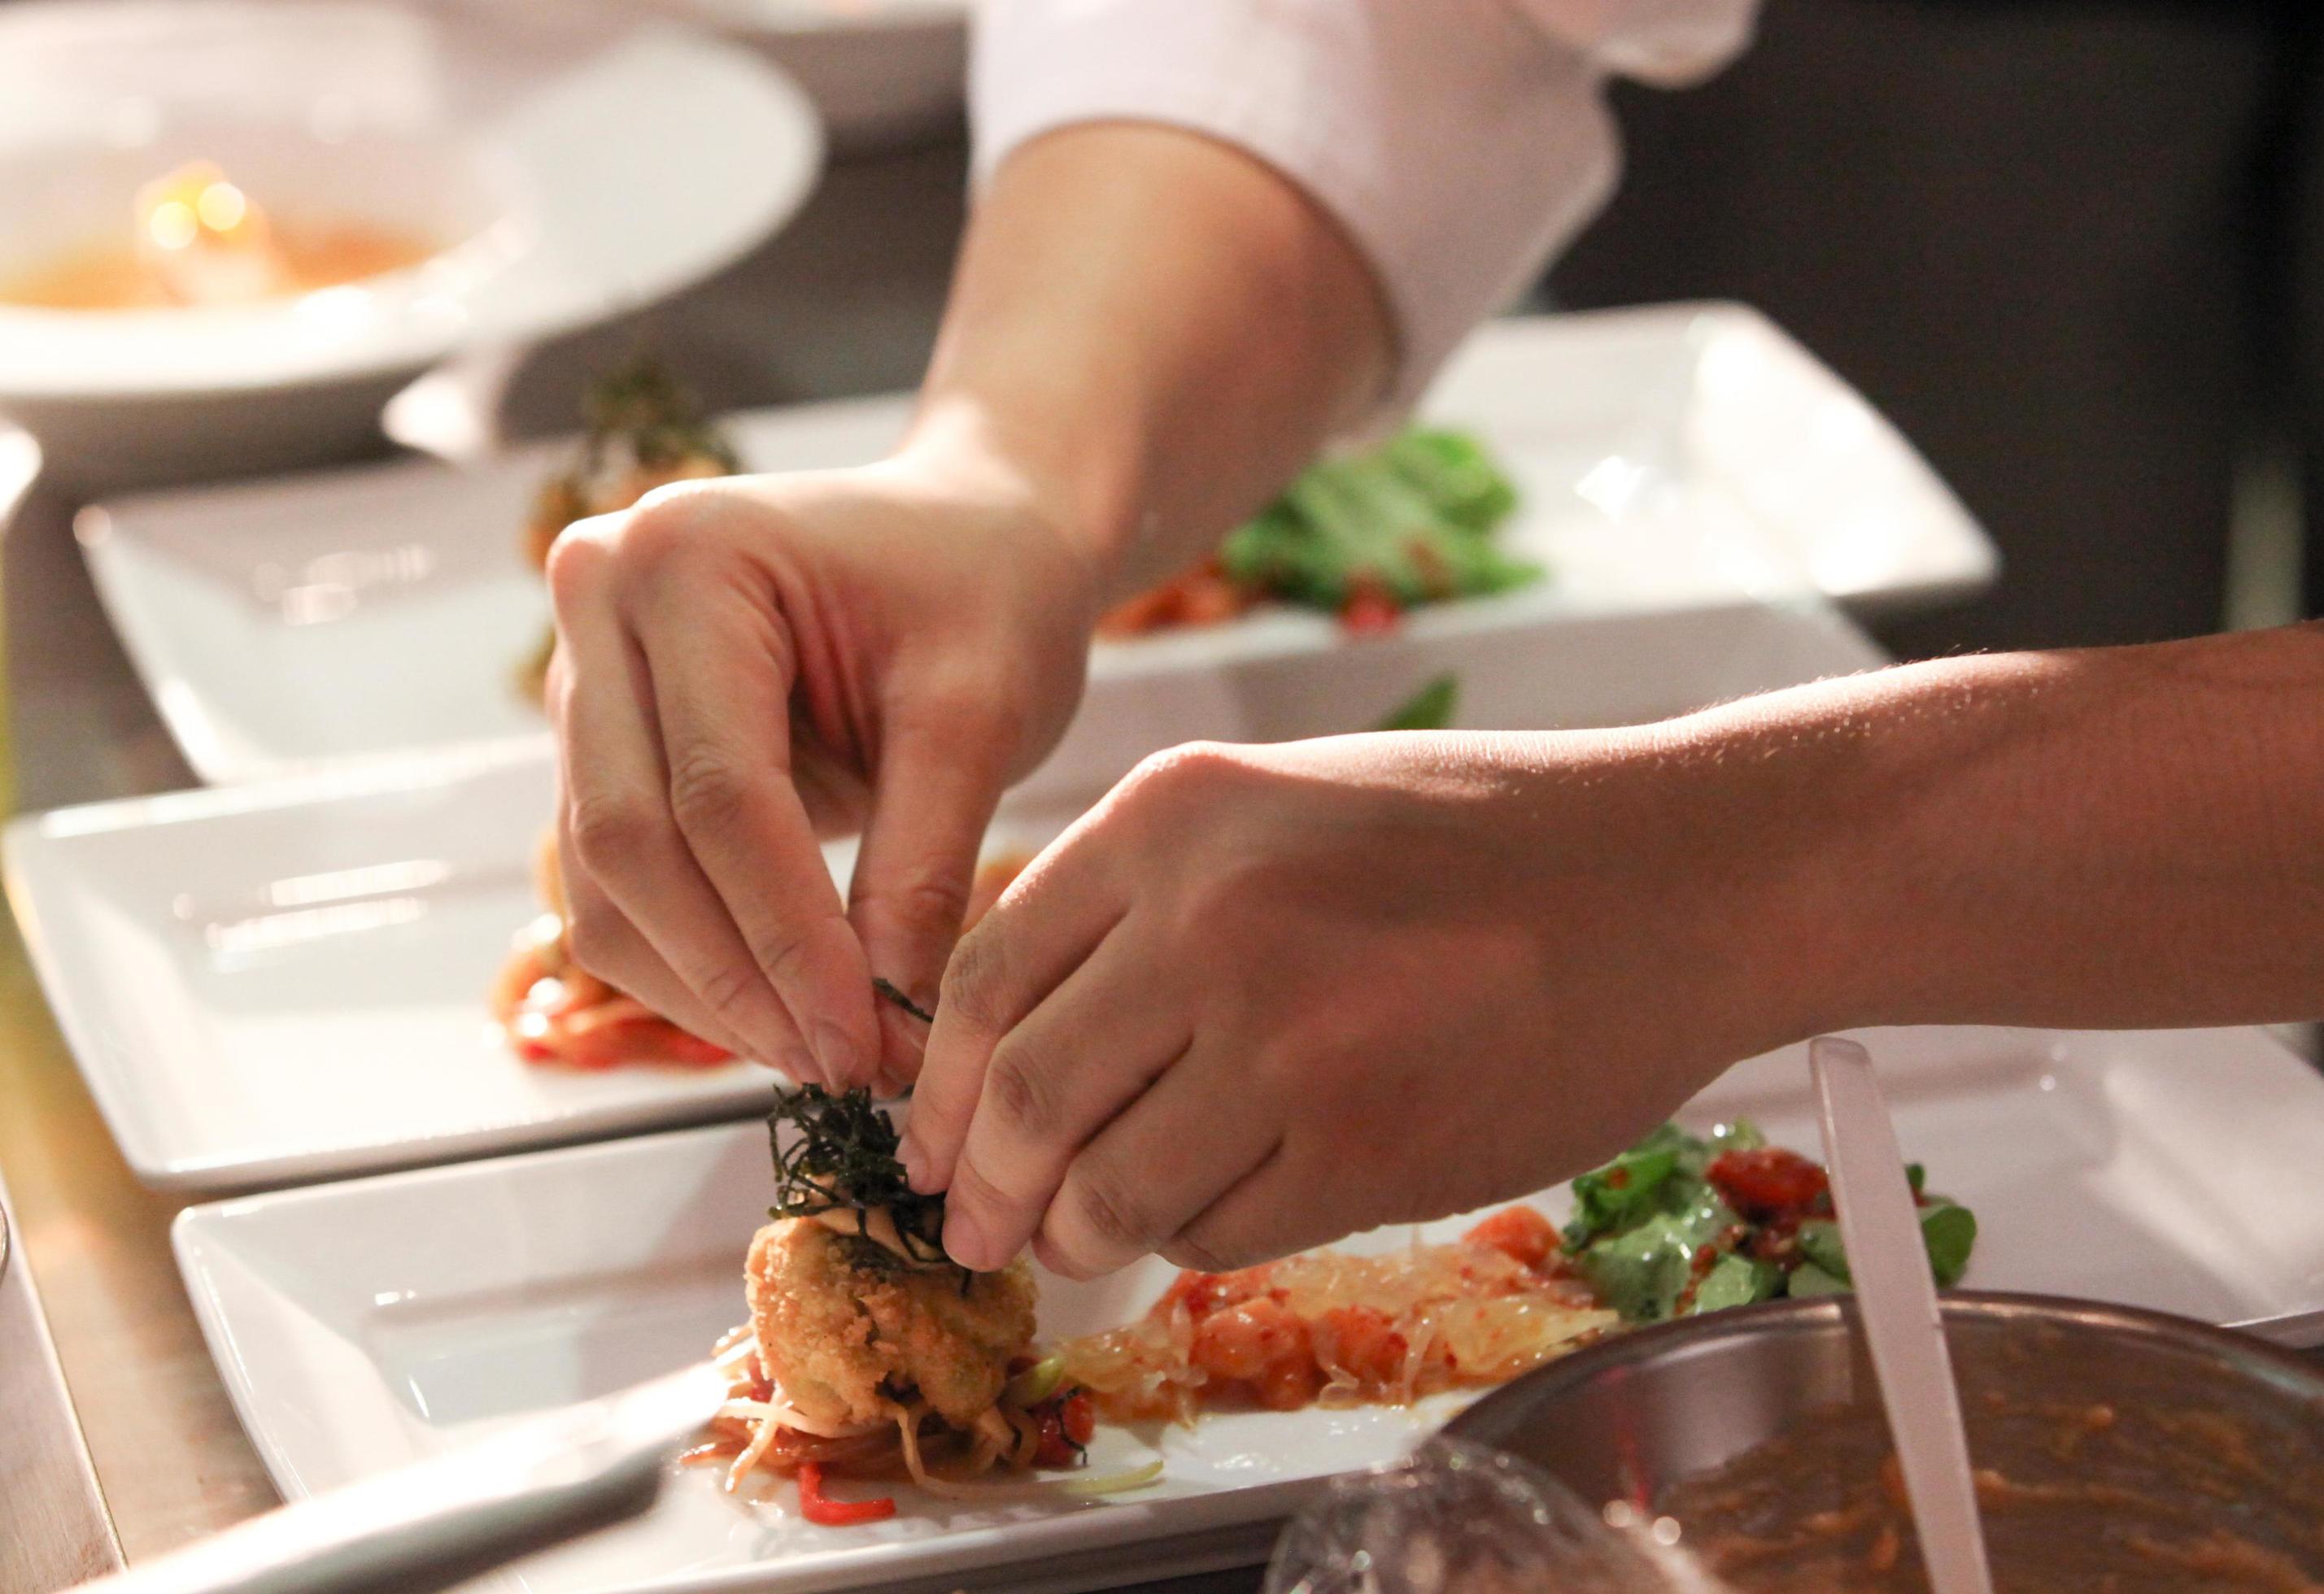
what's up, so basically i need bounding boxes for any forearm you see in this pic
[902,124,1393,603]
[1669,625,2324,1034]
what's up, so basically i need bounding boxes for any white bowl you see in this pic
[663,0,967,151]
[0,1,824,492]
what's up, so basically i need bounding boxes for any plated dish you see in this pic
[0,1,822,487]
[687,1091,1964,1526]
[3,603,1881,1191]
[174,1024,2324,1593]
[78,305,1986,787]
[508,355,1537,686]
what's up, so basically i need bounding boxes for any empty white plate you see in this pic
[6,603,1886,1192]
[173,1021,2324,1593]
[79,304,1993,788]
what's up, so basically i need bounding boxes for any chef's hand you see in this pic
[543,452,1097,1091]
[900,728,1847,1277]
[542,120,1393,1092]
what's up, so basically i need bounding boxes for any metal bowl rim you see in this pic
[1446,1289,2324,1447]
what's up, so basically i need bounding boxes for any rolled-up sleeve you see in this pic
[970,0,1757,410]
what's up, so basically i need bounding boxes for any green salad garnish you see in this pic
[1564,1120,1977,1324]
[1224,429,1537,618]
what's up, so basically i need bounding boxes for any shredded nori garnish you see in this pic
[872,977,935,1026]
[768,1083,954,1270]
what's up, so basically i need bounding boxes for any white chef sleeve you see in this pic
[970,0,1758,411]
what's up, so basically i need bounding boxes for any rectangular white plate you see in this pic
[79,303,1991,790]
[174,1021,2324,1594]
[3,603,1882,1193]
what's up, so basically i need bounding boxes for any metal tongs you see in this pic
[69,1362,727,1594]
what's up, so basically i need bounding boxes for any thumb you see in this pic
[848,714,1009,1090]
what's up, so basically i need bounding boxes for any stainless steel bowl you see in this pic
[1449,1291,2324,1513]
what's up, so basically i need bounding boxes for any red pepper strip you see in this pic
[796,1461,896,1526]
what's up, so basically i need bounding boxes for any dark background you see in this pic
[1551,0,2323,656]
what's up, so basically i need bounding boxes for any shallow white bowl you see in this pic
[0,1,823,491]
[659,0,968,151]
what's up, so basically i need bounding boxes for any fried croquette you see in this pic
[748,1216,1038,1431]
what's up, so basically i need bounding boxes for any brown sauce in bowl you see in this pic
[1662,1383,2324,1591]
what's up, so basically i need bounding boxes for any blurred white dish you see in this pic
[80,304,1991,792]
[655,0,968,151]
[0,1,822,490]
[6,603,1881,1192]
[170,1020,2324,1592]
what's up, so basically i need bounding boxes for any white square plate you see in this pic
[173,1021,2324,1594]
[78,304,1991,790]
[3,603,1884,1192]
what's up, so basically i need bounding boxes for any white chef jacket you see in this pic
[971,0,1759,409]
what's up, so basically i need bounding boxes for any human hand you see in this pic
[543,449,1099,1092]
[899,728,1848,1276]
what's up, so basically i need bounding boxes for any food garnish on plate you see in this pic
[1058,1119,1976,1425]
[693,1084,1162,1523]
[1057,1206,1618,1422]
[490,840,1032,1071]
[1562,1120,1977,1322]
[489,828,734,1070]
[515,355,742,701]
[1098,429,1535,638]
[698,1093,1973,1525]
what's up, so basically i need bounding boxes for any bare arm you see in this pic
[904,625,2324,1274]
[1772,624,2324,1031]
[907,124,1393,603]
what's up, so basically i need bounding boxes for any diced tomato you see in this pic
[1707,1148,1829,1221]
[1027,1389,1095,1468]
[796,1461,896,1527]
[1319,1305,1409,1389]
[1032,1407,1075,1467]
[1255,1357,1326,1410]
[1060,1390,1096,1448]
[1338,576,1402,636]
[1463,1206,1560,1271]
[534,1017,731,1072]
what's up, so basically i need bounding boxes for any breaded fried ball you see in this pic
[747,1217,1038,1431]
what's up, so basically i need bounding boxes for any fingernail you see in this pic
[899,1134,930,1191]
[813,1021,859,1086]
[944,1204,992,1272]
[776,1043,819,1087]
